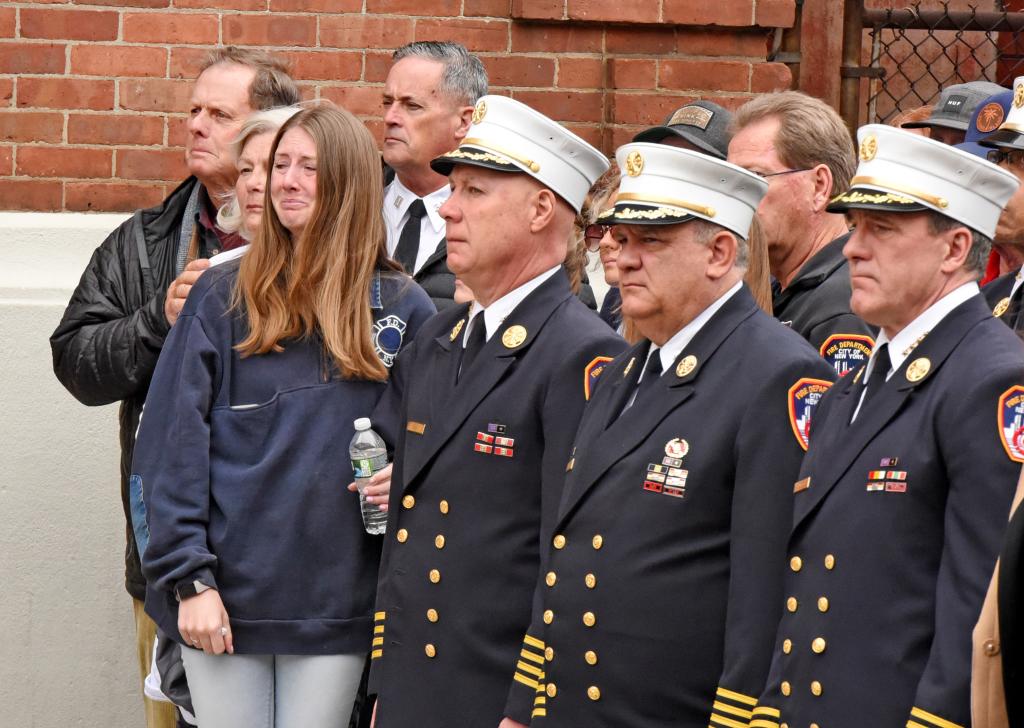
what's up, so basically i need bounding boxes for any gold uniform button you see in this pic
[546,572,557,587]
[587,686,601,701]
[434,535,445,549]
[543,609,554,624]
[582,611,596,627]
[396,529,408,543]
[546,683,557,698]
[592,534,603,550]
[812,637,826,654]
[984,639,1000,656]
[809,724,818,728]
[782,639,792,654]
[824,554,836,570]
[439,500,449,514]
[429,569,441,584]
[781,724,789,728]
[545,646,554,661]
[584,573,596,589]
[402,495,415,509]
[818,596,829,612]
[789,556,803,572]
[553,534,566,549]
[584,650,598,665]
[426,608,438,623]
[811,680,822,696]
[424,643,436,658]
[780,681,791,697]
[786,597,798,612]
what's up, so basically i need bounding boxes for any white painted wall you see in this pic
[1,212,142,726]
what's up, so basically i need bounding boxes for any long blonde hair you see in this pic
[233,104,401,381]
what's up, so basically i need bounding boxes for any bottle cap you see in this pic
[354,417,371,431]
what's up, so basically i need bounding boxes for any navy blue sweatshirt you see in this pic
[136,261,435,654]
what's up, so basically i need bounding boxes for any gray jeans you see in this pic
[180,650,363,728]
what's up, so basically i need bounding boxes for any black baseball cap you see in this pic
[631,100,732,160]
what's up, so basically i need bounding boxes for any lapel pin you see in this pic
[675,355,697,378]
[450,319,465,342]
[502,325,527,349]
[994,297,1010,317]
[793,477,811,493]
[623,356,636,378]
[905,357,931,383]
[664,438,689,459]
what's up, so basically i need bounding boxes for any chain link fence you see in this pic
[851,1,1024,125]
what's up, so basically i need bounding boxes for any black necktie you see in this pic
[862,343,891,406]
[458,314,486,382]
[624,351,663,413]
[394,199,426,274]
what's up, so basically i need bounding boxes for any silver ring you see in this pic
[220,627,228,636]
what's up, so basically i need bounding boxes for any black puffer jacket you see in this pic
[50,177,204,600]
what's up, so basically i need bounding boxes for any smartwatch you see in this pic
[175,579,214,602]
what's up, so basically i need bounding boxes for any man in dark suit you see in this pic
[367,95,625,728]
[381,41,487,309]
[753,124,1024,728]
[500,142,836,727]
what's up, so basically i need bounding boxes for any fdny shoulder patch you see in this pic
[373,314,407,368]
[788,378,833,451]
[584,356,614,401]
[819,334,874,377]
[999,385,1024,463]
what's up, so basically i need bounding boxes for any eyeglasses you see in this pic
[584,223,612,251]
[750,167,812,179]
[986,149,1024,170]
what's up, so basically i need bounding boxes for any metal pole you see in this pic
[840,0,865,132]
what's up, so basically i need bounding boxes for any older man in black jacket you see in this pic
[49,46,298,728]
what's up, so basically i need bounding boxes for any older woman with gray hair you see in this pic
[215,105,302,254]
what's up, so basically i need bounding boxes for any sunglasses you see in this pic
[986,149,1024,169]
[584,224,612,250]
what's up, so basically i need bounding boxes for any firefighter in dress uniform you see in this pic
[499,143,836,727]
[366,95,626,728]
[752,124,1024,728]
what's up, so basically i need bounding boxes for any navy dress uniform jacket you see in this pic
[367,270,625,728]
[503,286,837,727]
[755,293,1024,728]
[773,234,877,377]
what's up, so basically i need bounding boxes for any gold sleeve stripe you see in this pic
[374,625,384,634]
[750,720,781,728]
[372,637,384,647]
[713,700,754,719]
[532,708,547,718]
[516,660,544,678]
[752,706,781,718]
[907,722,929,728]
[520,649,545,665]
[715,687,758,706]
[710,714,749,728]
[371,649,382,659]
[374,611,386,621]
[910,708,965,728]
[523,634,545,649]
[514,673,539,690]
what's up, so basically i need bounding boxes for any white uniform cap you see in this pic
[602,142,768,239]
[980,75,1024,151]
[828,124,1019,238]
[431,95,609,213]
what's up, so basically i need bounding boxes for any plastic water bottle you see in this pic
[350,418,389,535]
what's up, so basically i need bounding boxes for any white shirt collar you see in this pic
[643,281,743,380]
[867,281,979,381]
[1012,264,1024,299]
[466,265,563,342]
[384,177,449,234]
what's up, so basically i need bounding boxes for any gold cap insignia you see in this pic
[994,297,1011,318]
[625,150,644,177]
[675,354,697,378]
[906,357,931,383]
[472,99,487,125]
[859,134,877,162]
[502,324,528,349]
[1015,83,1024,110]
[450,318,465,341]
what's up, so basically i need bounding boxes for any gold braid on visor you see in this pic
[615,192,716,218]
[849,175,948,209]
[460,137,540,173]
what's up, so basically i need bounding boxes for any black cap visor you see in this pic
[900,116,970,131]
[978,126,1024,151]
[630,126,726,159]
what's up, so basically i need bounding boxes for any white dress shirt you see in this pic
[851,281,979,421]
[383,177,449,275]
[464,265,563,344]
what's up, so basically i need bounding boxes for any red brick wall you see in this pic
[0,0,795,212]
